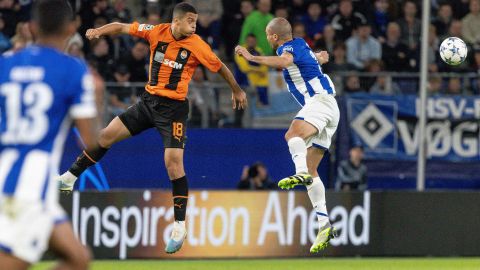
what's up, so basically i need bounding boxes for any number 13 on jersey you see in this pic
[0,82,53,145]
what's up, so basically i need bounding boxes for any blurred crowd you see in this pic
[2,0,480,122]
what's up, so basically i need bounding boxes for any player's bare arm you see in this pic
[74,118,99,150]
[235,45,293,69]
[85,22,131,40]
[315,51,329,65]
[217,63,248,110]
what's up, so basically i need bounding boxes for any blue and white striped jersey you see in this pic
[276,38,335,106]
[0,45,96,203]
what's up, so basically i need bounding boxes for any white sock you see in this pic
[307,177,329,228]
[174,220,185,228]
[172,221,186,241]
[61,171,78,185]
[287,137,308,174]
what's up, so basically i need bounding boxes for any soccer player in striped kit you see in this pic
[236,17,339,253]
[57,2,247,254]
[0,0,97,268]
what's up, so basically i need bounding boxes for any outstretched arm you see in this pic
[217,63,248,110]
[85,22,131,40]
[235,45,293,69]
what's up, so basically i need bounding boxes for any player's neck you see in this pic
[277,37,293,47]
[170,26,186,41]
[36,37,67,51]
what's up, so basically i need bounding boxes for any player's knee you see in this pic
[284,130,295,141]
[165,157,184,179]
[73,245,91,270]
[167,167,184,179]
[63,244,90,270]
[284,132,290,141]
[285,130,306,141]
[98,128,115,148]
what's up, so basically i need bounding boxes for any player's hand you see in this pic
[241,165,249,179]
[86,28,101,40]
[235,45,254,61]
[315,51,329,65]
[232,89,248,110]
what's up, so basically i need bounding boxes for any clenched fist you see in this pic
[85,29,101,40]
[235,45,254,61]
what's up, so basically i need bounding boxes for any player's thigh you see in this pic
[0,252,29,270]
[285,119,319,141]
[111,101,155,144]
[49,222,90,267]
[287,95,337,141]
[150,96,189,149]
[98,116,132,147]
[306,147,325,176]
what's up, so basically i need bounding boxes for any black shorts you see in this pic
[118,91,189,148]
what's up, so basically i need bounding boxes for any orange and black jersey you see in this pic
[129,22,222,100]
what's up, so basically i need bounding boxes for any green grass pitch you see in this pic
[33,258,480,270]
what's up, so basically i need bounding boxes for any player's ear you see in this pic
[66,21,77,37]
[172,16,179,25]
[28,21,39,41]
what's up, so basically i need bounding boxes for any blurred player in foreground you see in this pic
[0,0,98,269]
[236,17,339,253]
[57,2,247,254]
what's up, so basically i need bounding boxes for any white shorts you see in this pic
[0,197,67,263]
[295,94,340,150]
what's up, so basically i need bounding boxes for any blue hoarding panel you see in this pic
[61,129,331,190]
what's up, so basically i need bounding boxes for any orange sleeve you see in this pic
[129,22,157,42]
[193,38,222,72]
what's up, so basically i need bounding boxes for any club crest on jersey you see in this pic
[180,50,188,59]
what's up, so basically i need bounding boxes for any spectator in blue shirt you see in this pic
[372,0,392,40]
[301,2,327,41]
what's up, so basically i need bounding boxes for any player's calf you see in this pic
[58,145,108,193]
